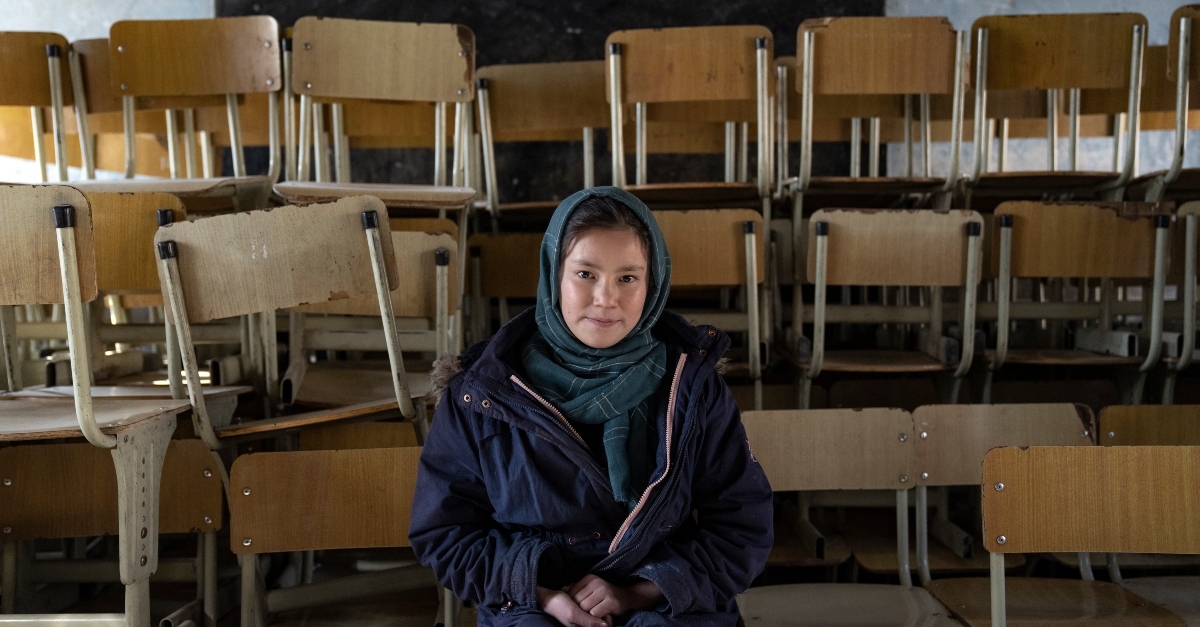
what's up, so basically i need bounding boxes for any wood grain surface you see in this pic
[88,192,186,293]
[0,439,222,540]
[154,196,396,324]
[1100,404,1200,446]
[0,32,73,107]
[479,61,608,134]
[742,408,914,492]
[0,185,98,305]
[807,209,983,287]
[656,209,764,286]
[606,26,771,104]
[982,445,1200,554]
[798,17,957,96]
[228,447,422,553]
[109,17,280,97]
[292,17,474,103]
[993,201,1156,279]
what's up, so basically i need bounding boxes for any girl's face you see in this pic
[559,227,649,349]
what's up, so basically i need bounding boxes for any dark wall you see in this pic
[220,0,884,201]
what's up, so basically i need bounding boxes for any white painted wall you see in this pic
[0,0,214,181]
[883,0,1187,177]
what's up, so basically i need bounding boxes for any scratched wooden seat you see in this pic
[738,408,959,626]
[605,26,773,213]
[153,195,421,451]
[960,13,1149,205]
[981,201,1170,405]
[228,446,440,626]
[275,17,477,217]
[0,185,190,626]
[924,445,1196,627]
[0,31,74,183]
[797,209,984,408]
[475,60,609,225]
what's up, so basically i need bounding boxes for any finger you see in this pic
[570,582,603,606]
[575,588,604,613]
[588,598,619,619]
[568,601,606,627]
[566,574,599,598]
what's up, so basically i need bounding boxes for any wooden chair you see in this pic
[1096,404,1200,621]
[738,408,959,626]
[227,446,442,626]
[605,26,773,215]
[278,17,476,212]
[962,13,1149,205]
[924,445,1197,626]
[0,184,190,626]
[901,404,1093,583]
[476,60,608,223]
[153,195,421,448]
[466,231,541,339]
[798,209,984,408]
[982,201,1170,405]
[0,31,73,182]
[789,17,966,221]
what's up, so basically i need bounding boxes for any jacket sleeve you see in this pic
[409,392,560,608]
[632,373,774,615]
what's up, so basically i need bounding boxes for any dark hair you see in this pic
[560,196,653,267]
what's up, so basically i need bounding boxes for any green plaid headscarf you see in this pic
[520,187,671,509]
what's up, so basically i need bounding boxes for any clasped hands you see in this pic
[537,576,662,627]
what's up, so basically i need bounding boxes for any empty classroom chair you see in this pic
[982,201,1170,405]
[798,209,984,408]
[153,196,421,447]
[962,13,1149,206]
[0,31,73,182]
[606,25,774,214]
[925,445,1197,626]
[476,60,609,224]
[738,408,959,626]
[0,184,190,626]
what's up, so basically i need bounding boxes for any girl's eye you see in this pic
[576,271,593,279]
[620,275,638,283]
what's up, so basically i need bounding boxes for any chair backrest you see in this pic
[0,440,221,540]
[108,17,281,99]
[982,445,1200,554]
[390,217,458,239]
[291,17,474,104]
[70,38,120,113]
[625,120,741,154]
[972,13,1147,91]
[798,16,957,96]
[479,61,608,140]
[469,232,542,299]
[292,230,457,317]
[656,209,764,287]
[334,100,454,149]
[992,201,1157,279]
[742,408,913,491]
[1100,405,1200,445]
[1081,46,1195,116]
[229,447,421,553]
[0,32,72,107]
[298,422,418,451]
[914,403,1092,488]
[0,185,97,305]
[606,25,770,104]
[89,192,186,293]
[807,209,983,286]
[154,195,396,324]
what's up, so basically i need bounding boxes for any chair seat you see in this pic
[805,176,946,194]
[69,176,271,196]
[2,384,250,402]
[802,350,949,373]
[1121,577,1200,624]
[838,513,1024,576]
[625,182,760,206]
[0,399,189,442]
[738,583,960,626]
[991,348,1144,366]
[293,362,432,409]
[1054,553,1200,570]
[274,182,476,209]
[214,398,402,441]
[924,577,1185,626]
[971,171,1117,193]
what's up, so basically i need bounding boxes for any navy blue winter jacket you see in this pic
[409,309,773,626]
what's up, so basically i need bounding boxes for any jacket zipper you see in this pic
[509,375,589,450]
[607,353,687,554]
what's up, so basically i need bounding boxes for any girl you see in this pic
[410,187,772,626]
